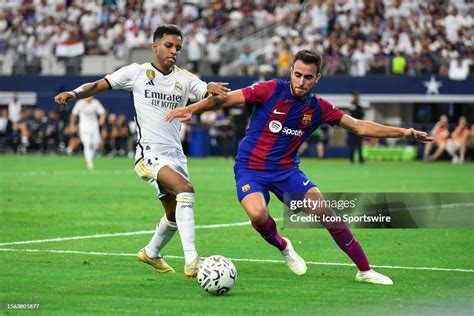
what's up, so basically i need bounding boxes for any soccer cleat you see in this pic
[281,237,307,275]
[355,269,393,285]
[184,256,201,279]
[137,249,175,273]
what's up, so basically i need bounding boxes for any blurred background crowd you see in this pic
[0,0,473,78]
[0,0,473,162]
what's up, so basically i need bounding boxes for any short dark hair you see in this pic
[153,24,182,42]
[292,50,323,75]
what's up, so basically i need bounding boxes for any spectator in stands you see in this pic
[205,34,222,75]
[43,109,61,153]
[112,113,130,156]
[351,39,372,77]
[448,55,471,80]
[278,41,293,77]
[26,109,46,150]
[238,45,258,77]
[348,92,365,164]
[101,112,117,154]
[8,94,22,124]
[0,108,13,151]
[63,121,81,155]
[391,51,407,75]
[418,46,436,75]
[447,116,470,164]
[187,28,205,74]
[424,114,450,161]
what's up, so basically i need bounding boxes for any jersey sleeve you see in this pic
[71,102,80,116]
[186,71,208,101]
[242,80,278,105]
[104,63,140,91]
[95,100,106,115]
[318,96,345,126]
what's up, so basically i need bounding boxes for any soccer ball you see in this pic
[197,255,237,296]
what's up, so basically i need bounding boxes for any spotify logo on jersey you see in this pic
[269,120,283,133]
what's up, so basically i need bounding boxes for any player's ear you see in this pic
[152,41,159,54]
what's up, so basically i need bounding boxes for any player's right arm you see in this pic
[166,80,276,122]
[165,90,246,122]
[54,79,110,105]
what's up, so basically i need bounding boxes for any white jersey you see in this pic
[72,98,106,133]
[8,100,22,124]
[105,63,207,162]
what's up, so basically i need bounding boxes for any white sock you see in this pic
[175,192,198,264]
[145,216,177,258]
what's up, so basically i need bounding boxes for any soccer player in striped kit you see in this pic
[166,50,433,285]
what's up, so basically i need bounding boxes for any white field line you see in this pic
[0,169,134,177]
[0,220,254,246]
[0,167,221,177]
[0,248,472,273]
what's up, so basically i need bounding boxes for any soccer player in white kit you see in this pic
[54,24,230,278]
[70,97,106,170]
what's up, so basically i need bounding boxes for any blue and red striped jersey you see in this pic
[235,79,344,170]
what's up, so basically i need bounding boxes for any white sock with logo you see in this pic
[145,216,177,258]
[175,192,198,265]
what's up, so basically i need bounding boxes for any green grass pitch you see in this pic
[0,155,473,315]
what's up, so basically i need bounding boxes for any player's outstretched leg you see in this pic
[138,217,177,273]
[324,221,393,285]
[156,166,200,278]
[243,192,307,275]
[138,194,179,273]
[305,188,393,285]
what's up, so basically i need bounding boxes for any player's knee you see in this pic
[176,182,194,195]
[247,208,268,225]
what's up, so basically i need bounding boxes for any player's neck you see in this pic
[151,61,174,75]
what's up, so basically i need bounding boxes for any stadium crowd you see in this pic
[0,0,473,77]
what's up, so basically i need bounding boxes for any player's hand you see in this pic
[404,128,433,143]
[166,107,193,122]
[207,82,230,96]
[54,92,75,105]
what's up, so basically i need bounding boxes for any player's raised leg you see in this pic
[157,166,200,278]
[304,187,393,285]
[138,194,177,273]
[241,192,307,275]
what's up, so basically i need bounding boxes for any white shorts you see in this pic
[134,155,189,199]
[79,129,101,148]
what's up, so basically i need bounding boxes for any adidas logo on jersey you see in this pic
[146,80,154,86]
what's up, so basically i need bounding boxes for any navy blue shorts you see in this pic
[234,166,317,205]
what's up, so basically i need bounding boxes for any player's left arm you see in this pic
[339,114,433,143]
